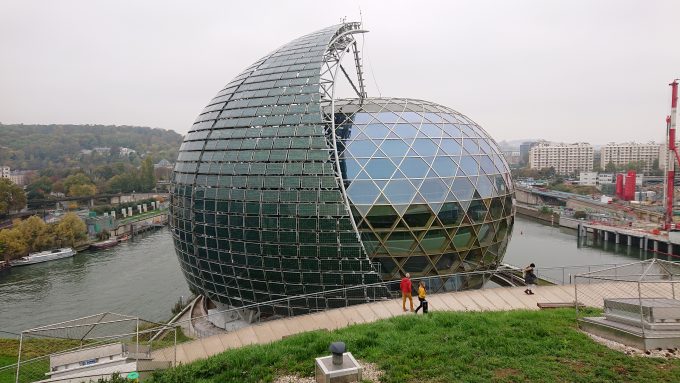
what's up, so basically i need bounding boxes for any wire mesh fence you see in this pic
[11,313,178,383]
[574,259,680,339]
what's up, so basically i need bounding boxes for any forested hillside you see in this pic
[0,124,182,169]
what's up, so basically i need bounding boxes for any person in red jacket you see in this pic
[400,273,414,312]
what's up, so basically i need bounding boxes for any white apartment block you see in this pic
[0,166,9,179]
[528,142,594,175]
[579,171,598,186]
[600,142,660,173]
[597,173,614,184]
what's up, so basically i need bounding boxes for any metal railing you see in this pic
[169,263,630,339]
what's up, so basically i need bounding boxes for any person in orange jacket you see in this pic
[400,273,414,312]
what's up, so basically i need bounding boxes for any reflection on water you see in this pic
[503,216,661,269]
[0,228,190,335]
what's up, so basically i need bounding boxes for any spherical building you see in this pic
[169,23,514,312]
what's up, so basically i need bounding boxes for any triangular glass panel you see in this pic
[393,204,410,216]
[384,231,417,255]
[383,179,417,204]
[346,180,380,205]
[451,177,475,200]
[379,139,409,157]
[419,178,448,202]
[364,158,397,179]
[420,229,449,254]
[403,204,434,228]
[411,192,427,204]
[451,226,474,251]
[477,175,494,198]
[431,156,457,177]
[355,170,371,180]
[354,203,373,217]
[375,193,390,204]
[373,180,388,189]
[458,156,479,176]
[346,139,378,158]
[467,199,488,224]
[412,138,438,156]
[366,205,399,229]
[402,256,431,274]
[399,158,430,178]
[429,202,444,214]
[394,218,408,228]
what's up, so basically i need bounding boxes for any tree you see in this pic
[54,213,87,247]
[69,183,97,197]
[140,157,156,192]
[605,161,617,173]
[0,178,27,216]
[63,173,97,196]
[16,215,53,253]
[0,225,28,261]
[26,176,53,200]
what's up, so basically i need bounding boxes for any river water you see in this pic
[0,217,665,335]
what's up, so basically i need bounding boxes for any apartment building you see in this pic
[600,142,659,173]
[528,142,594,175]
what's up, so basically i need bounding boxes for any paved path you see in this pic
[150,282,675,365]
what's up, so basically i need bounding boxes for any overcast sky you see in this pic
[1,0,678,144]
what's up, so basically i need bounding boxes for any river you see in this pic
[0,228,191,335]
[0,216,665,335]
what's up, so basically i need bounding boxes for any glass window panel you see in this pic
[384,231,416,255]
[438,202,463,226]
[459,156,479,176]
[346,180,380,205]
[383,179,417,204]
[421,229,448,253]
[479,156,497,174]
[440,139,462,155]
[402,204,432,228]
[366,205,399,229]
[468,200,488,223]
[379,139,409,157]
[431,157,457,177]
[412,139,438,156]
[476,175,495,198]
[363,123,390,139]
[346,140,377,157]
[399,158,429,178]
[421,124,442,137]
[452,227,474,250]
[402,256,430,273]
[419,178,448,202]
[401,111,422,123]
[364,158,396,179]
[451,177,475,200]
[392,124,418,139]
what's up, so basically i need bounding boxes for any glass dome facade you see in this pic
[169,23,514,311]
[333,98,514,288]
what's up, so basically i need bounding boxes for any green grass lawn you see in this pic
[0,338,81,383]
[149,309,680,383]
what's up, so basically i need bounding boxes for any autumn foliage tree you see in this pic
[0,213,87,261]
[0,178,26,216]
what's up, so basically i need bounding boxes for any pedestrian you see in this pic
[400,273,414,312]
[414,281,428,314]
[524,263,537,295]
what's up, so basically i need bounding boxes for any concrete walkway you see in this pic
[150,282,669,365]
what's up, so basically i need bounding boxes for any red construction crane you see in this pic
[664,80,679,230]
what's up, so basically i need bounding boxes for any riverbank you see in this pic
[0,227,191,335]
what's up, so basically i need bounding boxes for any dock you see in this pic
[577,222,678,257]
